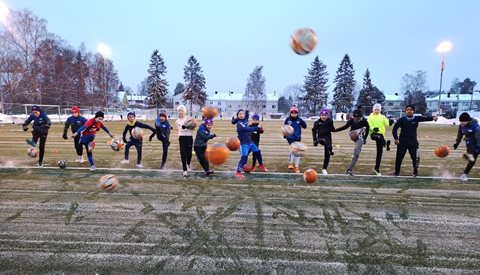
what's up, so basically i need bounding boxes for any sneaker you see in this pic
[258,164,268,172]
[374,169,382,176]
[26,138,36,147]
[160,164,166,170]
[136,163,144,168]
[329,150,335,156]
[183,171,188,177]
[78,156,85,163]
[90,165,96,172]
[235,171,246,179]
[36,162,43,167]
[250,165,256,172]
[463,153,475,162]
[88,141,96,152]
[204,170,214,176]
[322,169,328,175]
[460,173,468,182]
[288,163,294,169]
[386,140,391,151]
[346,170,354,176]
[293,167,300,173]
[412,169,418,177]
[392,173,399,177]
[75,156,81,162]
[120,159,130,164]
[187,164,192,171]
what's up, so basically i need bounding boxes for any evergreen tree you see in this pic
[244,66,266,114]
[332,54,356,113]
[356,69,385,114]
[173,82,185,96]
[147,50,169,109]
[277,96,290,113]
[299,56,329,116]
[183,55,207,113]
[459,78,477,94]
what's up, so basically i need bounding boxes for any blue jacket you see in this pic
[155,118,172,142]
[23,112,52,134]
[63,115,87,134]
[237,119,258,144]
[456,119,480,151]
[284,116,307,144]
[194,123,215,147]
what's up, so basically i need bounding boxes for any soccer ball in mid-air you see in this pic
[281,125,294,137]
[131,127,144,140]
[290,28,318,55]
[99,174,119,191]
[27,147,37,158]
[434,144,450,158]
[291,142,307,157]
[226,137,240,151]
[205,144,230,165]
[110,138,125,151]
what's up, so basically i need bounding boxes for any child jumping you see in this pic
[194,118,216,176]
[453,112,480,181]
[311,108,335,175]
[234,109,267,179]
[392,104,437,177]
[120,112,156,168]
[284,106,307,173]
[72,111,114,171]
[335,108,370,176]
[22,105,52,167]
[152,112,172,169]
[367,103,392,176]
[62,106,87,162]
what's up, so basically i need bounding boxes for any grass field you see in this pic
[1,119,480,273]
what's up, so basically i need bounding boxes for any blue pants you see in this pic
[79,135,95,165]
[237,143,263,172]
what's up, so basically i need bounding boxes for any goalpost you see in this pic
[23,104,62,123]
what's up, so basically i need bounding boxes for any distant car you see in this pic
[308,116,320,120]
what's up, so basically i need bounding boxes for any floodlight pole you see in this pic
[437,58,444,115]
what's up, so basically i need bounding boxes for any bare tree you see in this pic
[282,84,302,107]
[244,66,266,114]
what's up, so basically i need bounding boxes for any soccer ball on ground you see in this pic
[99,174,119,191]
[27,147,37,158]
[303,168,318,184]
[58,160,67,169]
[290,28,318,55]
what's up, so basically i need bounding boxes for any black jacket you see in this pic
[312,118,335,142]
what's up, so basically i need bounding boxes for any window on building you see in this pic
[210,101,213,104]
[175,102,179,105]
[218,101,221,105]
[262,105,266,108]
[388,102,393,106]
[272,105,276,109]
[228,105,232,108]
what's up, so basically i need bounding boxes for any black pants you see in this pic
[194,146,209,172]
[251,141,260,167]
[125,139,142,164]
[179,136,193,171]
[32,130,47,164]
[73,135,82,156]
[319,136,333,170]
[371,133,386,172]
[394,142,419,175]
[160,140,170,168]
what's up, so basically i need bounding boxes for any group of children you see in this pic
[21,103,480,181]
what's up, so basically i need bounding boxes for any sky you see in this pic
[1,0,479,98]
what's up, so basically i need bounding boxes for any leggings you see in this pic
[194,146,209,172]
[32,130,47,164]
[319,136,333,170]
[125,139,143,164]
[73,135,82,156]
[179,136,193,171]
[371,133,386,172]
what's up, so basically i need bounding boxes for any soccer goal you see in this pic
[23,104,62,123]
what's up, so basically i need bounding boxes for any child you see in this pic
[392,104,437,177]
[311,109,335,175]
[284,106,307,173]
[234,109,268,179]
[151,112,172,169]
[194,118,216,176]
[453,112,480,181]
[335,108,370,176]
[22,105,52,167]
[249,114,264,171]
[367,103,392,176]
[72,111,114,171]
[176,105,194,177]
[120,112,156,168]
[62,106,87,162]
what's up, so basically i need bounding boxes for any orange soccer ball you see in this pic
[434,144,450,158]
[303,168,318,184]
[290,28,318,55]
[226,137,241,151]
[205,144,230,165]
[202,105,218,119]
[243,164,252,173]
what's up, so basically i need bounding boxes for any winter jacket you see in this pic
[284,116,307,144]
[194,123,215,147]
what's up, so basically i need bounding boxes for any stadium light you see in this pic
[436,41,453,115]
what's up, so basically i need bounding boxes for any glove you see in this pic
[123,138,128,143]
[182,125,186,129]
[313,141,318,147]
[389,119,395,126]
[45,124,50,129]
[149,133,155,142]
[373,127,379,133]
[62,133,68,140]
[212,133,217,138]
[453,143,459,150]
[22,125,28,131]
[110,134,115,139]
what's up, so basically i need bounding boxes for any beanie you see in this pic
[353,109,363,118]
[252,114,260,120]
[177,105,186,112]
[31,105,41,112]
[71,106,80,114]
[319,108,329,117]
[459,112,471,122]
[127,111,135,117]
[94,111,104,119]
[204,118,213,125]
[159,112,167,118]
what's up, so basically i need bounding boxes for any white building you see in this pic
[382,94,404,117]
[207,91,278,119]
[426,93,480,114]
[117,92,148,108]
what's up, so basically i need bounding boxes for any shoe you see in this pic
[160,165,166,170]
[120,159,130,164]
[386,140,391,151]
[88,141,95,152]
[26,138,36,147]
[374,169,381,176]
[36,162,43,167]
[75,156,81,162]
[90,165,96,172]
[460,173,468,182]
[235,171,246,179]
[204,170,214,176]
[258,164,268,172]
[463,153,475,162]
[250,165,256,172]
[78,156,84,163]
[288,163,294,169]
[293,167,300,173]
[183,171,188,177]
[187,164,192,171]
[322,169,328,175]
[412,169,418,177]
[392,173,399,177]
[136,164,144,168]
[346,170,354,176]
[329,150,335,156]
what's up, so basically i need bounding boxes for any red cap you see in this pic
[290,106,299,113]
[71,106,80,114]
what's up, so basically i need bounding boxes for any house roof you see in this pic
[426,93,480,102]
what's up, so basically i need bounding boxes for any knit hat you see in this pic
[204,118,213,125]
[177,105,186,112]
[71,106,80,114]
[290,106,299,113]
[127,111,135,117]
[94,111,104,119]
[353,109,363,118]
[159,112,167,118]
[319,108,329,117]
[373,103,382,112]
[459,112,471,122]
[252,114,260,120]
[31,105,41,112]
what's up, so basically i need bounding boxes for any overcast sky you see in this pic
[2,0,479,97]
